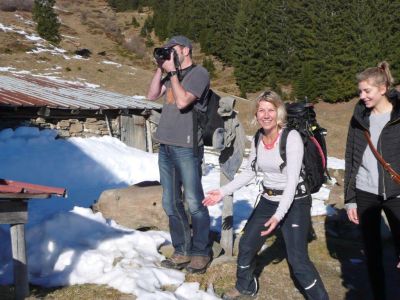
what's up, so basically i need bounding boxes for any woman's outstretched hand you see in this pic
[260,217,279,236]
[347,208,359,224]
[202,189,223,206]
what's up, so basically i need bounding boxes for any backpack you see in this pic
[194,88,224,147]
[166,64,224,152]
[252,102,328,194]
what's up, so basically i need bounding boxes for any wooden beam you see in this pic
[220,173,233,256]
[0,201,28,224]
[10,223,29,300]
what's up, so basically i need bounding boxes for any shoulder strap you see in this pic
[161,64,196,85]
[179,64,196,82]
[251,128,263,172]
[254,128,263,149]
[364,130,400,184]
[279,128,291,172]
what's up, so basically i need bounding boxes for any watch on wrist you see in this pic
[167,70,178,77]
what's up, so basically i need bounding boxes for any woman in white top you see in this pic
[203,90,328,300]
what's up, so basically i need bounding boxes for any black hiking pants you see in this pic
[235,195,329,299]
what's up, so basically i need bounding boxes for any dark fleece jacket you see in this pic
[344,89,400,204]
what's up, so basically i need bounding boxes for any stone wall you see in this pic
[0,116,121,138]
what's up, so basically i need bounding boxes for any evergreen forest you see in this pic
[108,0,400,102]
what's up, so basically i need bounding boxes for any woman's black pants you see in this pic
[356,189,400,300]
[235,196,329,299]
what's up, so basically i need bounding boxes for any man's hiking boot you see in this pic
[185,255,211,274]
[222,287,256,300]
[160,253,191,270]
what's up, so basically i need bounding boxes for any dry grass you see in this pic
[0,284,135,300]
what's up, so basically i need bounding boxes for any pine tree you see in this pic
[198,0,239,64]
[232,0,274,97]
[152,1,170,41]
[313,0,355,101]
[375,0,400,84]
[140,15,154,37]
[202,57,216,78]
[295,62,317,101]
[147,0,400,102]
[131,16,140,28]
[32,0,61,45]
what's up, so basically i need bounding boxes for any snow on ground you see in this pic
[0,127,343,299]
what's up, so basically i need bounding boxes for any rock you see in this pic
[57,120,70,128]
[70,122,83,133]
[159,244,174,258]
[85,118,98,123]
[211,254,236,266]
[75,48,92,58]
[93,182,168,231]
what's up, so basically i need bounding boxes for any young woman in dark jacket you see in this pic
[344,61,400,300]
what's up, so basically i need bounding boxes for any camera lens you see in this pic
[153,47,172,60]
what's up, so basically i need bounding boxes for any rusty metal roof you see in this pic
[0,74,162,110]
[0,178,67,198]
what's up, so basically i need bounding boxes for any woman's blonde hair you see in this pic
[356,61,394,90]
[252,90,287,128]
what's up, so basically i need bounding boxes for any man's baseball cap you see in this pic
[163,35,192,50]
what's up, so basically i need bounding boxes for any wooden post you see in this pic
[220,173,233,256]
[0,182,65,300]
[145,119,153,153]
[0,200,29,300]
[10,223,29,300]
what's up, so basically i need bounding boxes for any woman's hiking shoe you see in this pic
[185,255,211,274]
[222,287,256,300]
[160,253,191,270]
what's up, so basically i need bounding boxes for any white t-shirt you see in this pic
[356,112,391,195]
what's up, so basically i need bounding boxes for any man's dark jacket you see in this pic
[344,90,400,204]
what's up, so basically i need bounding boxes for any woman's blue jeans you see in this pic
[158,144,211,257]
[235,196,329,299]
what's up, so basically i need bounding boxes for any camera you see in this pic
[153,47,174,60]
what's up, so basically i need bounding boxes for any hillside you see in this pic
[0,0,352,159]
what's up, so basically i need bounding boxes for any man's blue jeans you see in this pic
[158,144,211,257]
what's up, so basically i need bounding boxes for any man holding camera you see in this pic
[147,35,211,274]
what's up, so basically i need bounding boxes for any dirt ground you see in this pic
[314,99,358,159]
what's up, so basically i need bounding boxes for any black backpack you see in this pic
[252,102,328,194]
[166,64,224,152]
[194,88,224,147]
